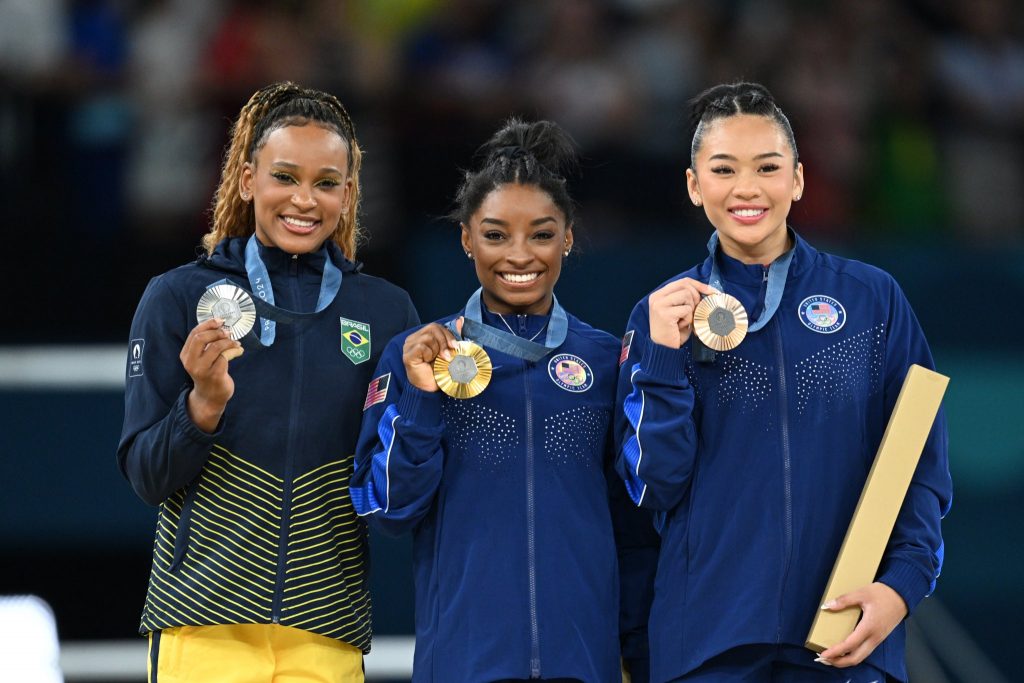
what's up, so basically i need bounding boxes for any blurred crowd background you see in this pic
[2,0,1024,341]
[1,0,1022,680]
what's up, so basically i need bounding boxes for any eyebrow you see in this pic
[708,152,785,161]
[271,161,343,175]
[480,216,557,227]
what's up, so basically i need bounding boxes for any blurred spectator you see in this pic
[126,0,224,246]
[4,0,1024,343]
[934,0,1024,246]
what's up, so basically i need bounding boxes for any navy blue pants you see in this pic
[669,644,891,682]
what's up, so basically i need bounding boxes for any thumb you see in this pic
[822,590,863,611]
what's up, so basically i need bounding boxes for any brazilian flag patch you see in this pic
[340,317,371,365]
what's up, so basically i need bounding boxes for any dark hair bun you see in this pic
[451,118,580,225]
[479,118,579,178]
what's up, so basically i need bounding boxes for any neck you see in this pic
[481,290,553,316]
[718,228,793,266]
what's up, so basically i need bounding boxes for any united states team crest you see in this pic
[798,295,846,334]
[548,353,594,393]
[340,318,371,364]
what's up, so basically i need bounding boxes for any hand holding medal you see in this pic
[196,283,257,360]
[404,317,492,399]
[648,278,721,349]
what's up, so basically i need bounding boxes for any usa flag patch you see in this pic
[363,373,391,411]
[619,330,634,365]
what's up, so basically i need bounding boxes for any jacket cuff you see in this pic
[641,342,689,384]
[173,387,223,442]
[397,385,443,427]
[877,557,932,615]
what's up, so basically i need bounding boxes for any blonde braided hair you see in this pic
[204,82,363,259]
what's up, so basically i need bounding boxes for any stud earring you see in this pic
[241,192,251,201]
[794,194,802,201]
[694,198,702,207]
[563,249,571,257]
[466,252,473,260]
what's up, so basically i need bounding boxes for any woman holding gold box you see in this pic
[615,82,951,682]
[351,119,657,682]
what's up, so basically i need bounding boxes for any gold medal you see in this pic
[693,293,748,351]
[433,340,492,399]
[197,284,257,341]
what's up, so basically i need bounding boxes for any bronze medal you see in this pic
[693,293,748,351]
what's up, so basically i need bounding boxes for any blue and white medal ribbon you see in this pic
[451,287,568,362]
[243,234,342,346]
[706,231,794,334]
[693,231,794,360]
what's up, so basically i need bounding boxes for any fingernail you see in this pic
[442,350,452,361]
[213,317,224,325]
[814,657,832,666]
[821,600,836,610]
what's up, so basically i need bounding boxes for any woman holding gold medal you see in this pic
[351,119,656,682]
[118,82,418,681]
[615,82,951,682]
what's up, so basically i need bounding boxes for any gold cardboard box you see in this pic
[805,364,949,653]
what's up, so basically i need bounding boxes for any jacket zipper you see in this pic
[523,357,541,678]
[273,254,302,623]
[773,316,793,640]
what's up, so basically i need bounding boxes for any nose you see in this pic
[504,238,534,267]
[732,171,762,200]
[291,188,317,209]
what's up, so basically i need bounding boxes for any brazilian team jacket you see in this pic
[351,306,658,683]
[117,236,418,651]
[615,233,952,682]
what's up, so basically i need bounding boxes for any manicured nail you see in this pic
[814,656,832,666]
[821,600,836,610]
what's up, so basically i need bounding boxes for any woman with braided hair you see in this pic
[615,81,950,681]
[118,82,418,681]
[351,118,657,682]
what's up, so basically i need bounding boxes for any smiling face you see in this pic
[461,183,573,315]
[686,114,804,265]
[240,124,353,254]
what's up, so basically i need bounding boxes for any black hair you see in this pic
[688,82,798,168]
[452,118,579,225]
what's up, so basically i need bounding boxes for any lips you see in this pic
[728,206,768,224]
[498,272,541,286]
[280,215,320,235]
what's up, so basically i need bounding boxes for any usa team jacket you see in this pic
[351,306,658,683]
[615,233,951,682]
[117,236,418,651]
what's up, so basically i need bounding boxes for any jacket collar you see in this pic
[202,235,360,275]
[700,228,816,287]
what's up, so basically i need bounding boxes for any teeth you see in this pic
[283,216,315,227]
[733,209,765,217]
[501,272,539,283]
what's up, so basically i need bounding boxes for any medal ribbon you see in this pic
[449,288,568,362]
[243,234,342,346]
[706,231,794,333]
